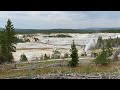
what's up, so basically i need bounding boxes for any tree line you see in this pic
[96,36,120,49]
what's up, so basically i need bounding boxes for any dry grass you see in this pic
[0,60,120,79]
[16,60,68,68]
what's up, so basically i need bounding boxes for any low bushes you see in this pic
[20,54,28,62]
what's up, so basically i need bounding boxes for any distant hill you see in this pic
[84,27,120,30]
[1,27,120,34]
[15,29,96,34]
[15,28,120,34]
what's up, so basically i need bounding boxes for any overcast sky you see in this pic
[0,11,120,29]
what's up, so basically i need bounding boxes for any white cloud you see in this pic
[0,11,120,29]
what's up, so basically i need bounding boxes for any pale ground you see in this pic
[13,33,120,61]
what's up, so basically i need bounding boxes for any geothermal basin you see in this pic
[13,33,120,61]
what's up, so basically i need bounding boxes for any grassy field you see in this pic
[0,59,120,79]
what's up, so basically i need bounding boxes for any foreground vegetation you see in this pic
[0,59,120,79]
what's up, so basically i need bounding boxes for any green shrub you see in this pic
[94,37,113,66]
[44,53,50,60]
[25,39,30,42]
[51,49,61,59]
[64,53,69,58]
[93,49,111,66]
[20,54,28,62]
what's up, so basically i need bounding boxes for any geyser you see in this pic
[85,38,98,52]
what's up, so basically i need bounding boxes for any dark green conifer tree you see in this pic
[68,40,79,67]
[0,19,17,63]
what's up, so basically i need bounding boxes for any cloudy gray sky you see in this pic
[0,11,120,29]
